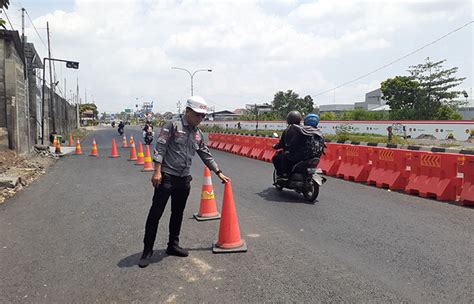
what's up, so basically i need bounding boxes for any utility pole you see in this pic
[76,77,80,128]
[47,22,55,133]
[21,8,31,150]
[176,100,182,114]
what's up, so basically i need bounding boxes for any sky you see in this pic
[3,0,473,114]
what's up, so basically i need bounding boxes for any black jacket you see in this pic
[275,124,324,162]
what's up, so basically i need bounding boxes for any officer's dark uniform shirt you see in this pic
[153,116,218,177]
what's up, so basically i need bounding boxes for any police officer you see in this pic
[139,96,230,268]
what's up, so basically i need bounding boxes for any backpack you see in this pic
[302,133,325,159]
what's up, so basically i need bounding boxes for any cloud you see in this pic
[23,0,472,112]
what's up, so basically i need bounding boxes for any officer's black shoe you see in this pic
[166,245,189,257]
[138,250,153,268]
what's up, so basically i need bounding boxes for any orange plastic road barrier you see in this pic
[213,181,247,254]
[194,167,221,221]
[109,138,119,158]
[336,145,373,182]
[405,151,462,201]
[142,144,154,171]
[69,134,73,147]
[207,133,216,148]
[261,138,279,162]
[135,142,145,165]
[74,139,83,155]
[239,136,254,157]
[216,134,227,150]
[128,141,137,161]
[90,138,98,157]
[459,155,474,206]
[249,136,265,159]
[319,143,341,176]
[367,148,411,190]
[230,135,243,154]
[129,135,135,147]
[121,135,128,148]
[223,135,234,152]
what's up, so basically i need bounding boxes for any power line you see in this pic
[314,20,474,97]
[24,9,47,50]
[2,10,15,30]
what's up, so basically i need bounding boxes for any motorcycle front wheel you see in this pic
[303,179,319,202]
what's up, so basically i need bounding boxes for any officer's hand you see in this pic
[217,172,231,184]
[151,171,162,187]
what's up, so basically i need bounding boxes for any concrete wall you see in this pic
[0,30,77,154]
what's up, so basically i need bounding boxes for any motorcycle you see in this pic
[118,126,124,136]
[143,130,154,145]
[273,156,326,202]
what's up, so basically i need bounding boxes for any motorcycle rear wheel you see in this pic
[272,170,283,191]
[303,179,319,202]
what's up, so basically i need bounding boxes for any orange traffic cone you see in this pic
[52,135,58,147]
[74,139,82,155]
[110,138,119,158]
[129,135,135,147]
[142,144,154,171]
[69,133,73,147]
[121,135,128,148]
[128,141,137,161]
[135,142,144,165]
[90,138,98,157]
[213,181,247,253]
[55,137,62,154]
[194,167,221,221]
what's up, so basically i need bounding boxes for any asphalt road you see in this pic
[0,126,472,303]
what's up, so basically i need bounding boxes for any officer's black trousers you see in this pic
[143,173,192,252]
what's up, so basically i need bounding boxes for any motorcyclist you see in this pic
[143,121,153,133]
[143,121,154,144]
[118,121,125,134]
[111,121,116,128]
[272,110,305,178]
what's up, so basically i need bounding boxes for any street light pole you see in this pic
[171,67,212,96]
[41,57,79,144]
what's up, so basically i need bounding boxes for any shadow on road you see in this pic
[117,250,168,268]
[256,187,317,205]
[117,245,213,268]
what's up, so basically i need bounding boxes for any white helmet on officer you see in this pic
[186,96,208,114]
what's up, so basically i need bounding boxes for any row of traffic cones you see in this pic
[195,167,247,254]
[72,135,154,171]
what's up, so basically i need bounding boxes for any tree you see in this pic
[381,58,466,120]
[434,105,462,120]
[79,103,98,119]
[381,76,420,119]
[0,0,10,29]
[272,90,314,118]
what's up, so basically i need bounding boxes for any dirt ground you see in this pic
[0,149,57,204]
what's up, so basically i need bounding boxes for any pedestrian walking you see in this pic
[139,96,230,268]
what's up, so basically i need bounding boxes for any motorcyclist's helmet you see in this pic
[286,111,302,125]
[304,114,319,127]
